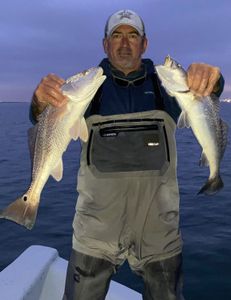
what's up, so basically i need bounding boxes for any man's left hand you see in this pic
[187,63,221,97]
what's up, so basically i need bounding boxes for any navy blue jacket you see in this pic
[86,58,181,123]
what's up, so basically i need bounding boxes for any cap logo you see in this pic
[118,10,133,20]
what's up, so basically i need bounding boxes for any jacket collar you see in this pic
[99,58,154,80]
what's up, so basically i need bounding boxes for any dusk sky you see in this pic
[1,0,230,101]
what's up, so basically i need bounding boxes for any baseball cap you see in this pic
[104,9,145,37]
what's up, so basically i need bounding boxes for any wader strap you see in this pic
[150,68,165,111]
[89,68,165,115]
[89,85,103,115]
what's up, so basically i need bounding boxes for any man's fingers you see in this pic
[187,64,206,92]
[34,73,67,107]
[186,64,197,89]
[45,96,67,108]
[40,74,65,92]
[36,86,68,107]
[203,67,220,96]
[187,63,221,97]
[45,73,66,88]
[196,73,209,96]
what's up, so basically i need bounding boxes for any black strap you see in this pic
[150,69,165,111]
[89,68,165,115]
[89,85,103,115]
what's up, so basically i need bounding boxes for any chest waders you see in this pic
[73,109,182,265]
[63,71,184,300]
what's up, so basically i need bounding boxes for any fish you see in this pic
[0,67,106,229]
[155,55,228,195]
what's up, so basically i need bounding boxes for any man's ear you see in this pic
[141,37,148,54]
[103,38,108,54]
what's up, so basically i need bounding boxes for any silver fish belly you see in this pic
[0,67,106,229]
[155,56,228,195]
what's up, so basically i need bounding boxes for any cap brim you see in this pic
[108,24,143,36]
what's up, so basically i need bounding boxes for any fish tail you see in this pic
[0,193,40,230]
[197,174,224,196]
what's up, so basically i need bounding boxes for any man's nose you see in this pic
[121,35,130,46]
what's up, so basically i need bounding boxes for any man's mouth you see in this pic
[118,49,132,57]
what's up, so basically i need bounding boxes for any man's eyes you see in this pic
[112,33,122,39]
[129,33,139,39]
[111,33,139,39]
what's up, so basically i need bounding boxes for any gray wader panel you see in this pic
[72,110,182,269]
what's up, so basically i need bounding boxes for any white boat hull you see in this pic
[0,245,142,300]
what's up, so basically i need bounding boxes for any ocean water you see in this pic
[0,102,230,299]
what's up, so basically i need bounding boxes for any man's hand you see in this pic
[33,73,68,108]
[187,63,221,97]
[31,74,68,120]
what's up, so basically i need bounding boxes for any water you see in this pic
[0,102,230,299]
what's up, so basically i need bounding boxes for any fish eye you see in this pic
[82,70,89,76]
[172,61,181,69]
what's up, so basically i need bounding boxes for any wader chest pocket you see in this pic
[87,121,169,173]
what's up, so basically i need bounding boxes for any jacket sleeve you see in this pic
[214,74,225,97]
[29,94,48,124]
[29,98,38,125]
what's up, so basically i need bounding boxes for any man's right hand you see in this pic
[31,74,68,120]
[33,73,68,107]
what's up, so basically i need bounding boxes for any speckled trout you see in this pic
[0,67,106,229]
[156,56,228,195]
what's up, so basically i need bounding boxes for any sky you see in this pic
[1,0,231,101]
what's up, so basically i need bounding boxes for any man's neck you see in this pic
[110,62,144,77]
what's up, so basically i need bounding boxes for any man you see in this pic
[31,9,223,300]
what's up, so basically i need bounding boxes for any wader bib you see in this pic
[72,109,182,270]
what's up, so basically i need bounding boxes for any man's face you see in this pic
[103,25,148,75]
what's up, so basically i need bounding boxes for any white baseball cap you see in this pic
[104,9,145,37]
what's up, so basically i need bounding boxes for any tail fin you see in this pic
[0,194,40,230]
[198,174,224,196]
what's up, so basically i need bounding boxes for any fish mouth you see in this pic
[93,67,106,84]
[82,67,103,78]
[164,55,182,70]
[95,67,104,78]
[164,55,173,67]
[86,67,104,81]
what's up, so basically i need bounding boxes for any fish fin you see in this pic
[69,118,89,142]
[79,118,89,142]
[0,193,40,230]
[69,120,81,141]
[51,159,63,181]
[199,152,209,167]
[198,174,223,195]
[177,111,191,128]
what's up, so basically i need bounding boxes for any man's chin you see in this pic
[118,54,132,60]
[116,58,134,68]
